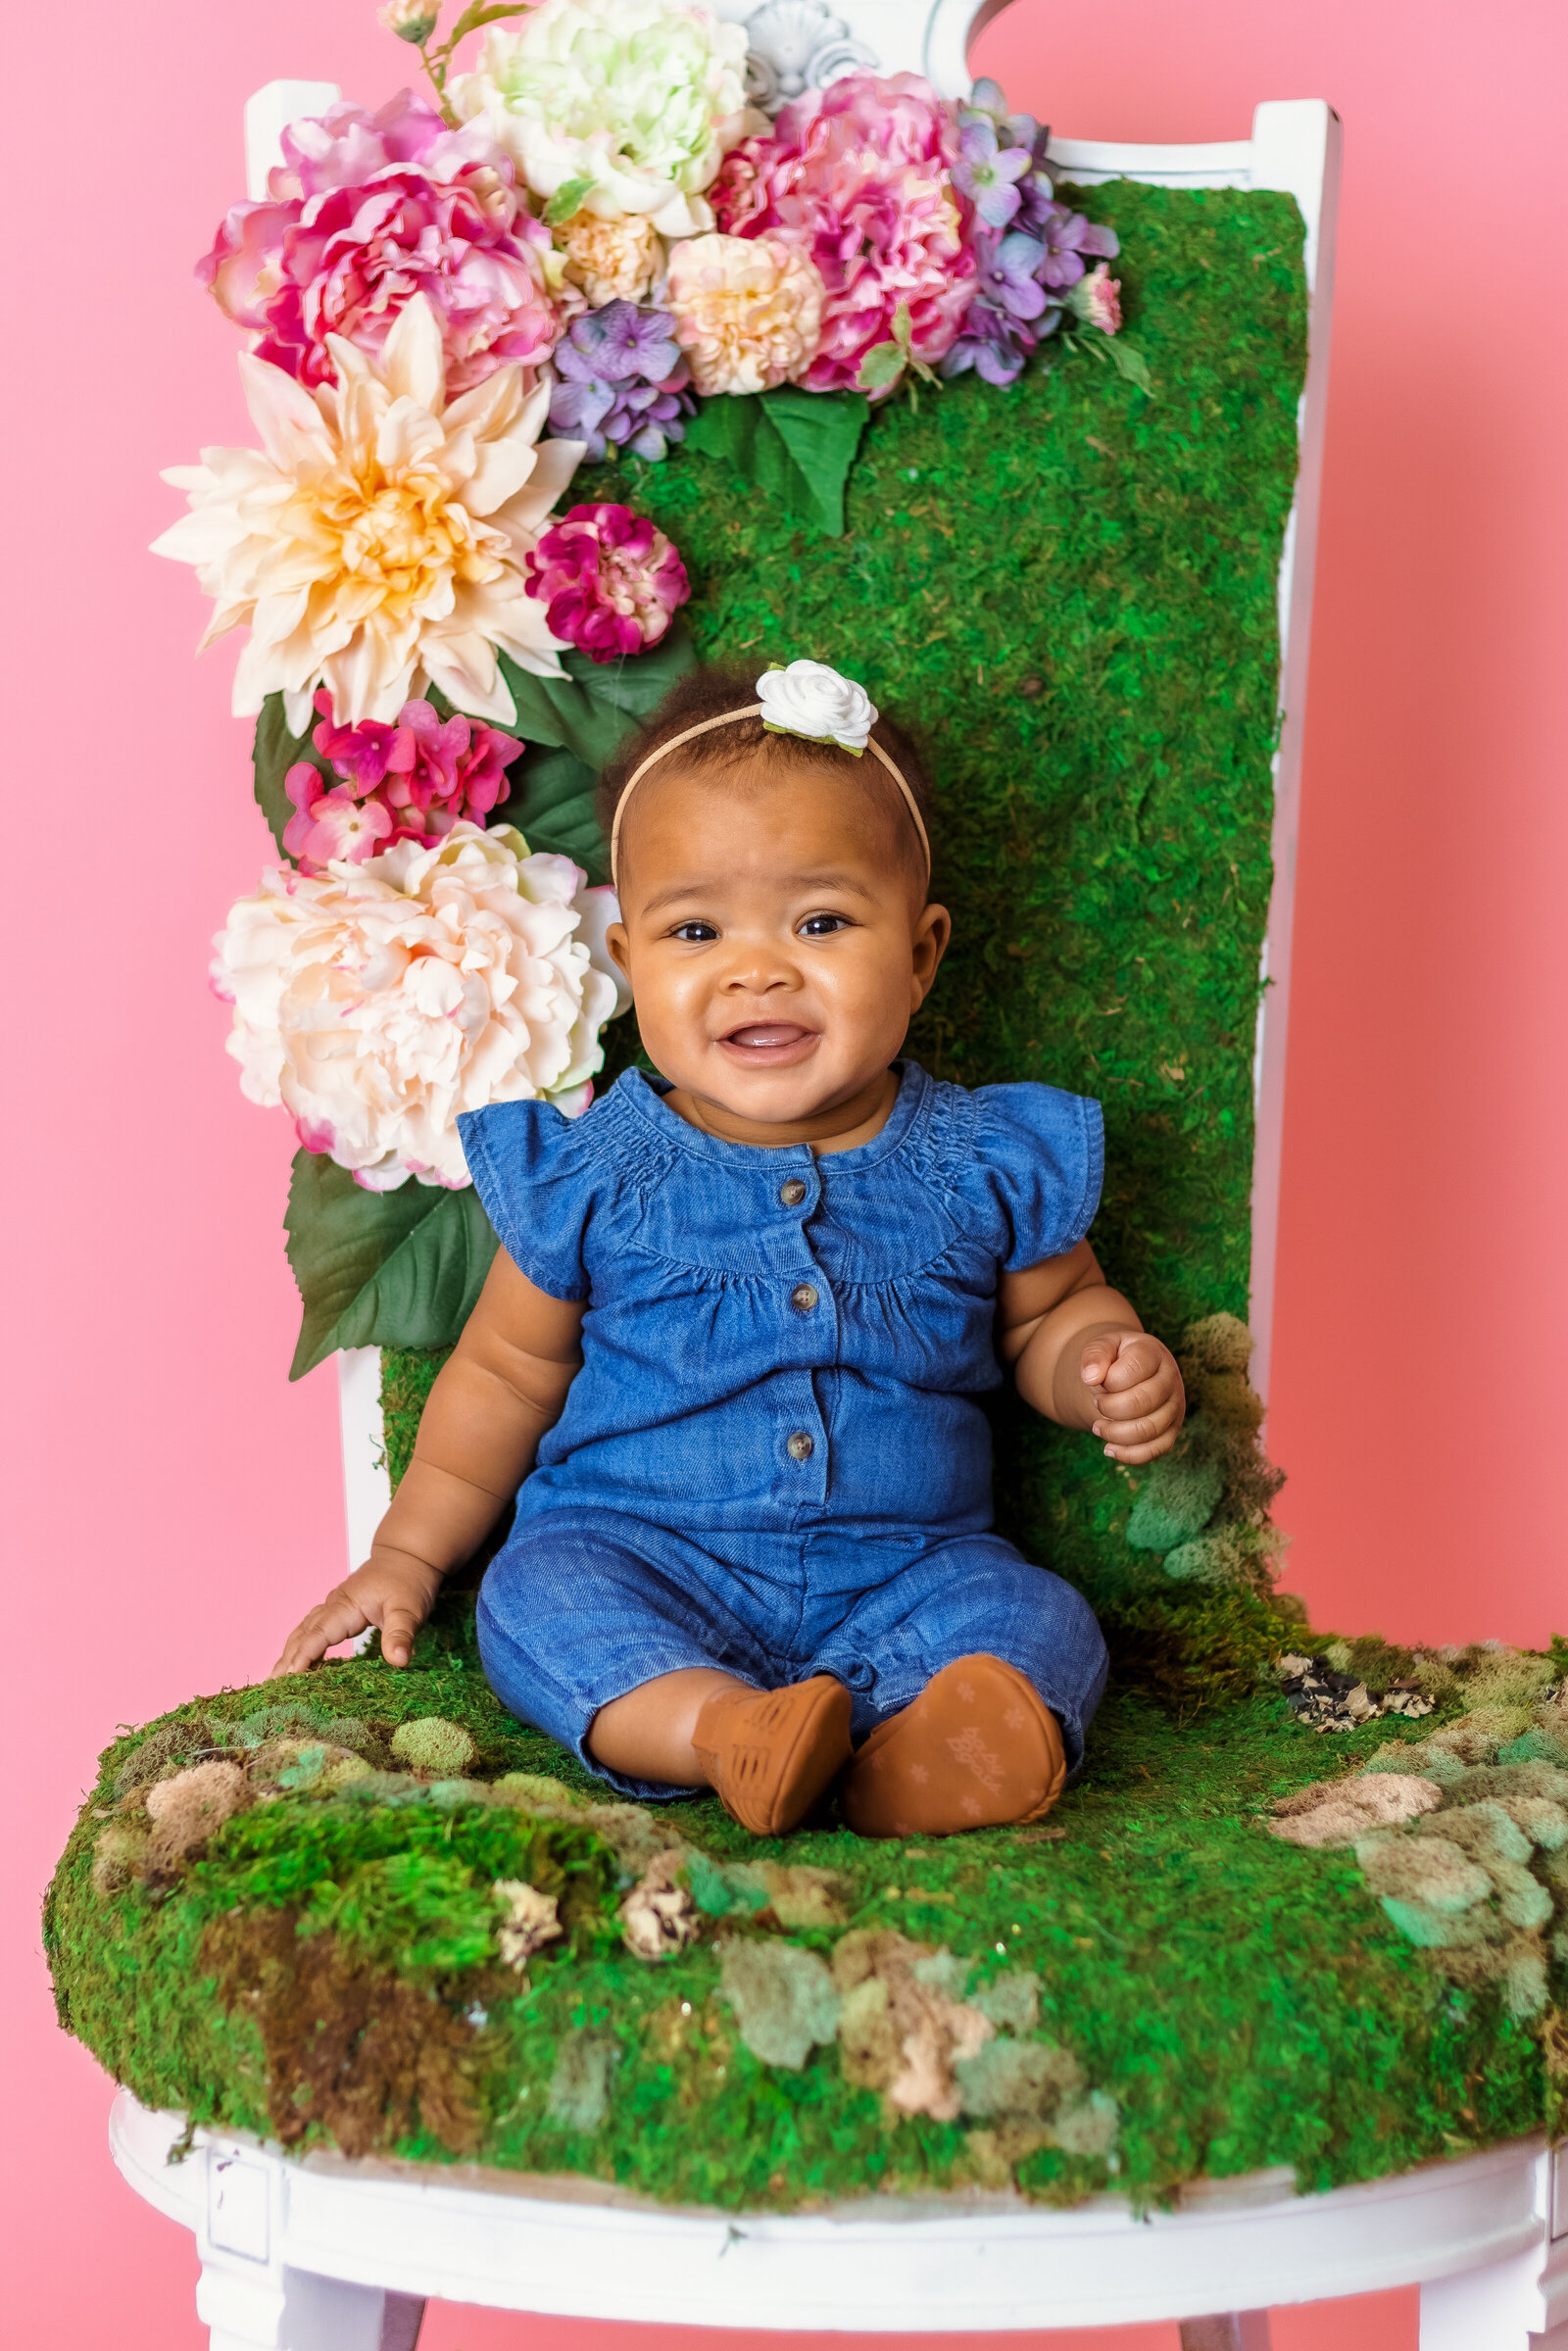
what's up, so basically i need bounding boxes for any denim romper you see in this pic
[459,1061,1110,1798]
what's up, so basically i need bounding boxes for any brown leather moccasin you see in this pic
[692,1675,854,1837]
[840,1653,1067,1839]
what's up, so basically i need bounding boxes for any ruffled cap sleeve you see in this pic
[458,1099,602,1301]
[973,1081,1105,1271]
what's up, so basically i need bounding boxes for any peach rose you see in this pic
[664,232,824,396]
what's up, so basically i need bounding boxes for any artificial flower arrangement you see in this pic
[155,0,1140,1376]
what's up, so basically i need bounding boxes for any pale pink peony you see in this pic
[283,692,524,872]
[199,91,561,395]
[212,823,623,1190]
[524,503,690,662]
[557,210,662,307]
[712,73,976,395]
[664,232,824,394]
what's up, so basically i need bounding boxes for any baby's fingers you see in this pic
[271,1592,368,1680]
[1100,1334,1169,1393]
[1094,1373,1176,1427]
[1103,1426,1182,1465]
[1095,1396,1182,1456]
[380,1603,424,1671]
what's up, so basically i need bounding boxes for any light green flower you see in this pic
[450,0,754,238]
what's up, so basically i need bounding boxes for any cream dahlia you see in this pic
[663,232,824,394]
[211,822,623,1190]
[152,294,584,729]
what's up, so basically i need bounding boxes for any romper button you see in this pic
[779,1178,808,1207]
[787,1432,814,1463]
[791,1283,818,1313]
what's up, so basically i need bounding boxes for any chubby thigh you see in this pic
[475,1509,1107,1799]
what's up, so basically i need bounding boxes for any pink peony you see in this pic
[199,90,560,394]
[712,73,976,395]
[283,692,524,873]
[524,504,690,663]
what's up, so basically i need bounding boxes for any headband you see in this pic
[609,660,931,888]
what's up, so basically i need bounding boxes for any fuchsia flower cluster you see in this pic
[713,73,976,394]
[201,91,559,394]
[524,503,691,663]
[283,691,524,873]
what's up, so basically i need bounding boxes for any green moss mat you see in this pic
[45,1608,1560,2212]
[553,178,1306,1659]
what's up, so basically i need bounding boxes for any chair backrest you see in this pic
[240,15,1340,1573]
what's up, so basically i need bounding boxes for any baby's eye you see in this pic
[669,919,718,943]
[799,913,851,938]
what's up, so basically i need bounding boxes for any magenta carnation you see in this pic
[283,692,524,872]
[523,504,691,664]
[712,73,976,396]
[199,90,560,394]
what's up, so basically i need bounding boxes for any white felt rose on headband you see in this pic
[757,660,877,755]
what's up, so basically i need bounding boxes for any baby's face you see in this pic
[606,754,950,1133]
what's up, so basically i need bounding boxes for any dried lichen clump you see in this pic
[620,1850,703,1959]
[390,1717,478,1776]
[1268,1671,1568,2018]
[1123,1315,1286,1594]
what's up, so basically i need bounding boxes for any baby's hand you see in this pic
[271,1551,444,1679]
[1079,1331,1185,1465]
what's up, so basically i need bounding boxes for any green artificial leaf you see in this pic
[562,619,698,720]
[512,745,606,880]
[857,341,906,395]
[445,0,532,42]
[1103,336,1155,396]
[684,388,869,537]
[544,173,596,227]
[253,695,325,855]
[496,656,629,768]
[682,388,760,468]
[285,1151,498,1380]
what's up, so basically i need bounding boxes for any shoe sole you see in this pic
[841,1654,1064,1838]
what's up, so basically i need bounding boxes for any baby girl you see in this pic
[276,660,1186,1838]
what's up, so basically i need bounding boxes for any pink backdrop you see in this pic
[6,0,1564,2342]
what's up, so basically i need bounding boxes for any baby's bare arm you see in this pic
[998,1240,1185,1465]
[272,1253,585,1675]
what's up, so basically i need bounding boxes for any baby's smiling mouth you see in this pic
[716,1022,820,1065]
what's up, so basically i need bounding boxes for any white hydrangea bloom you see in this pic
[450,0,754,238]
[213,822,622,1190]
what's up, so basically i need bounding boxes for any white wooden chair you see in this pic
[115,14,1568,2347]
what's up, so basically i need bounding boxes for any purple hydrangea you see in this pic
[547,300,695,463]
[962,77,1057,239]
[943,228,1064,385]
[1032,199,1120,292]
[952,118,1033,230]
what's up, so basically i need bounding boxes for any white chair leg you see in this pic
[1178,2318,1273,2351]
[197,2251,423,2351]
[1419,2254,1552,2351]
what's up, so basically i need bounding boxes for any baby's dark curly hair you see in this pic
[597,664,936,889]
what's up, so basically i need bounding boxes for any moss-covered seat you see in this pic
[51,1599,1568,2212]
[48,118,1568,2347]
